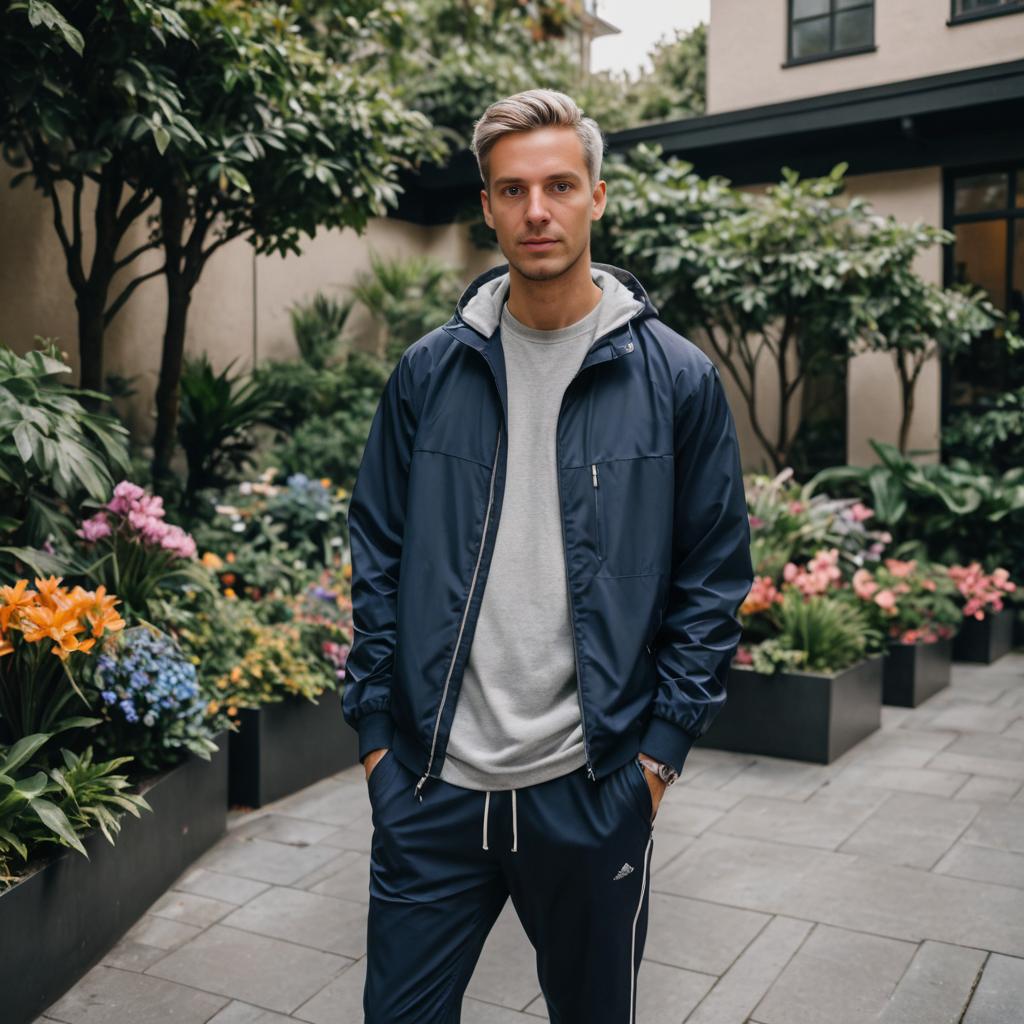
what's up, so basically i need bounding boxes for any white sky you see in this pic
[590,0,711,77]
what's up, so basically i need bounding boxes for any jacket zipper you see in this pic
[591,462,603,561]
[414,424,502,802]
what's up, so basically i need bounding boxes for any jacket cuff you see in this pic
[639,715,697,777]
[356,710,395,763]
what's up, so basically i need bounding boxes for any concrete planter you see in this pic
[0,730,229,1024]
[227,690,360,809]
[882,637,952,707]
[696,655,884,764]
[952,606,1015,664]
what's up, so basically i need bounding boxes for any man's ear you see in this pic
[591,179,607,222]
[480,188,494,229]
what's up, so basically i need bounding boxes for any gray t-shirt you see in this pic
[438,290,606,791]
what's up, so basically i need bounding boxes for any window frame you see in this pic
[940,160,1024,426]
[783,0,877,68]
[948,0,1024,26]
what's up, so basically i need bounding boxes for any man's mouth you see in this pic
[522,238,558,251]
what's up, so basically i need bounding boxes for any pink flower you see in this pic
[748,515,764,529]
[788,500,805,515]
[76,511,112,542]
[874,589,897,612]
[852,568,877,599]
[107,480,145,515]
[884,558,917,578]
[848,502,874,522]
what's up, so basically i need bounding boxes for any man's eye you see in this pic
[552,182,572,193]
[504,186,522,197]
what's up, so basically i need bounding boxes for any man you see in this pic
[343,88,753,1023]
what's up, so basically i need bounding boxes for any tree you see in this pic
[2,1,445,483]
[595,143,1020,470]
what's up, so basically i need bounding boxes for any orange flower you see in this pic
[33,575,66,609]
[0,637,14,657]
[0,579,35,630]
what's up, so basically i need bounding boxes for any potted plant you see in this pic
[699,568,885,763]
[948,562,1018,663]
[849,557,962,706]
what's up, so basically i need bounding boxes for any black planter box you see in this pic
[0,730,229,1024]
[696,655,884,764]
[952,606,1016,664]
[882,637,952,707]
[228,690,360,808]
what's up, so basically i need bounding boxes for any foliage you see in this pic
[596,146,1020,470]
[744,467,893,582]
[807,439,1024,580]
[942,386,1024,476]
[89,625,218,774]
[289,291,355,371]
[0,344,130,557]
[177,354,282,513]
[848,557,962,644]
[743,588,876,676]
[351,250,463,362]
[70,480,212,620]
[0,733,151,891]
[190,469,349,593]
[0,576,124,745]
[583,22,706,133]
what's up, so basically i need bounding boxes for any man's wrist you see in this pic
[638,753,678,786]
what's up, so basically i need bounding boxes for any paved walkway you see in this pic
[36,651,1024,1023]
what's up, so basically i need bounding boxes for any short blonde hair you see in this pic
[471,89,605,190]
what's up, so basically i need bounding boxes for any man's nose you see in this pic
[525,187,551,224]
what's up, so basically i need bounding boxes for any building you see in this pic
[606,0,1024,468]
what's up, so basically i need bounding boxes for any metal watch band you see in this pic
[637,754,679,786]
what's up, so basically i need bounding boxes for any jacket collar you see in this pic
[441,260,659,360]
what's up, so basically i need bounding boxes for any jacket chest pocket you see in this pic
[588,454,674,578]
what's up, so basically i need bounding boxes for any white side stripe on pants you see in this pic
[628,831,654,1023]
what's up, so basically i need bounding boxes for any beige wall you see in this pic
[0,161,500,442]
[708,0,1024,113]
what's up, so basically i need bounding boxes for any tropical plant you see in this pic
[947,562,1017,622]
[70,480,211,620]
[0,576,125,745]
[177,353,282,515]
[806,439,1024,578]
[89,625,219,774]
[351,250,463,362]
[0,344,130,561]
[289,291,355,371]
[0,733,151,890]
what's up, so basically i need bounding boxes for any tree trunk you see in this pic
[151,275,192,485]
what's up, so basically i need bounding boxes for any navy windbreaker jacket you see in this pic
[342,261,754,800]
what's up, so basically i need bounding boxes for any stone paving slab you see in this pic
[879,940,986,1023]
[33,648,1024,1024]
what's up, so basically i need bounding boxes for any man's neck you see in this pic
[504,255,603,331]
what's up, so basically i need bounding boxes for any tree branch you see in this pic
[103,264,167,326]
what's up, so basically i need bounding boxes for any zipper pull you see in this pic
[586,763,596,781]
[591,463,598,487]
[414,773,429,802]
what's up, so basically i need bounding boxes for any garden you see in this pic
[1,1,1023,1021]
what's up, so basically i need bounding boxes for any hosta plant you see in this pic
[0,731,151,890]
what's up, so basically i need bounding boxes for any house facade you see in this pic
[606,0,1024,468]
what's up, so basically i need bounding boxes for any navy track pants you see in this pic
[363,749,657,1023]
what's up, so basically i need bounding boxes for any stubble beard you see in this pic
[504,234,589,283]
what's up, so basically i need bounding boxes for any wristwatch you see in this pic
[637,754,679,786]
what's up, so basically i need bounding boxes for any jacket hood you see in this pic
[449,261,659,342]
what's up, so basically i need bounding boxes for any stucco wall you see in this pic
[708,0,1024,114]
[0,160,499,442]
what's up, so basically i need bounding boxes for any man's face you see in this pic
[480,125,607,281]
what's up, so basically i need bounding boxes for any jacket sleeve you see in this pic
[342,351,418,762]
[639,361,754,776]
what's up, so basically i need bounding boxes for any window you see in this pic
[786,0,875,66]
[950,0,1024,25]
[942,165,1024,422]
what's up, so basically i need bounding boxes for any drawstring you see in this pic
[511,788,518,852]
[481,788,518,852]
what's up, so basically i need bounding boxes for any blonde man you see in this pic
[345,88,753,1023]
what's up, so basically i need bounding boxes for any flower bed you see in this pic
[0,730,228,1024]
